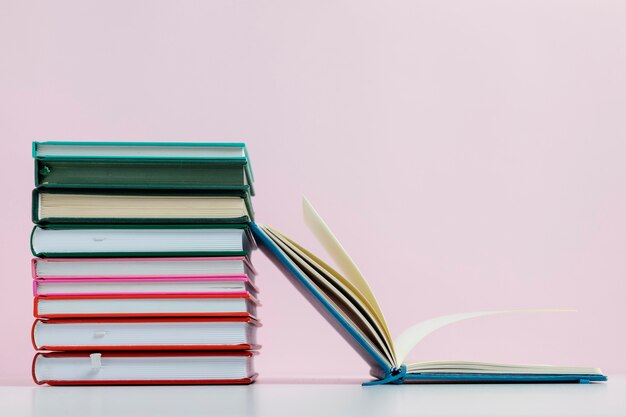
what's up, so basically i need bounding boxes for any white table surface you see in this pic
[1,376,625,417]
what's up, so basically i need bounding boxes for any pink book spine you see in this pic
[32,256,248,262]
[36,276,250,283]
[31,257,256,278]
[32,277,254,297]
[35,273,253,280]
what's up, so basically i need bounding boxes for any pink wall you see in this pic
[1,1,625,384]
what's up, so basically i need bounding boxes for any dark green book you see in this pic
[35,159,254,193]
[30,224,255,258]
[32,189,254,225]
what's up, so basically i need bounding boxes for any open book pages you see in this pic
[406,361,600,375]
[256,197,603,377]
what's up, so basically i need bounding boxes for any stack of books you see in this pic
[30,142,260,385]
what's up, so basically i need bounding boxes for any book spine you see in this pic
[30,226,40,257]
[31,258,38,279]
[31,189,40,224]
[31,320,39,350]
[32,353,44,385]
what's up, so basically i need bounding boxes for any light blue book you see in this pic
[250,198,607,385]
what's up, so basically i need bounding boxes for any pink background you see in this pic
[1,1,625,384]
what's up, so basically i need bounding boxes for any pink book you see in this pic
[32,256,256,280]
[33,276,258,297]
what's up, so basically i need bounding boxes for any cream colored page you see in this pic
[405,361,600,374]
[41,194,247,218]
[266,226,392,343]
[264,225,396,365]
[394,309,574,365]
[302,197,395,359]
[262,226,394,365]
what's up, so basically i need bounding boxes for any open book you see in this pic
[250,198,606,385]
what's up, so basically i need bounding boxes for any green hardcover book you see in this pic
[35,159,254,193]
[33,142,254,193]
[30,224,255,258]
[32,188,255,225]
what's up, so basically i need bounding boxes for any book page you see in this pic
[265,226,396,365]
[302,197,396,360]
[405,360,601,375]
[393,309,573,365]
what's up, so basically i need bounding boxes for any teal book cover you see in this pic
[33,142,255,194]
[31,224,255,258]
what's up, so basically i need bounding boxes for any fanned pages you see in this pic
[393,309,574,366]
[249,198,606,384]
[302,198,396,362]
[263,226,394,366]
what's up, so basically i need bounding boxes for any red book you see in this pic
[34,293,258,319]
[33,351,257,386]
[32,317,261,351]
